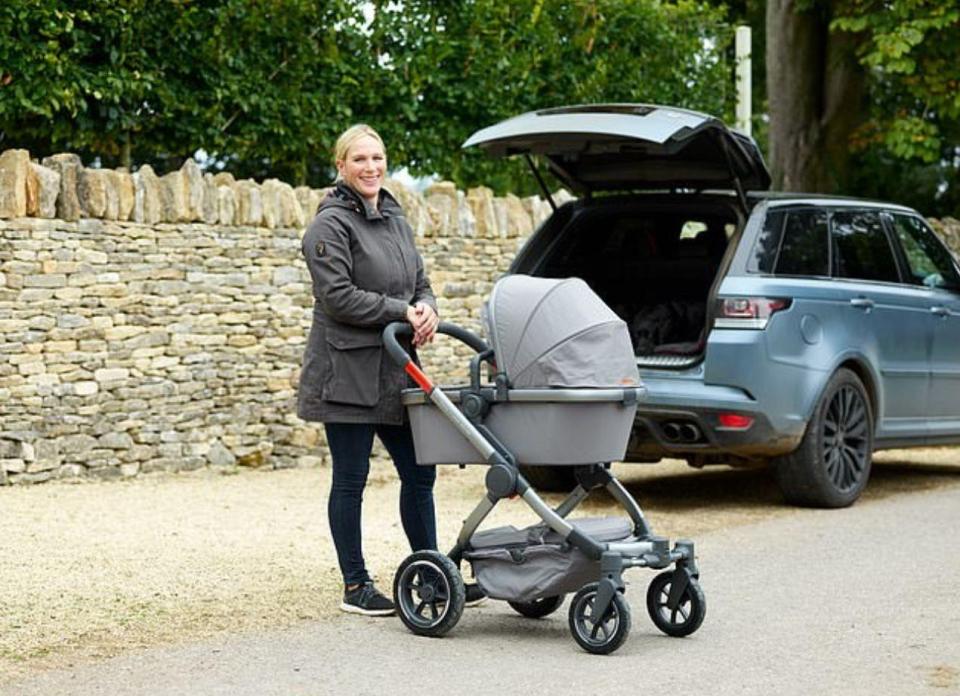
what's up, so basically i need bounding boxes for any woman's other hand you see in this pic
[406,303,439,346]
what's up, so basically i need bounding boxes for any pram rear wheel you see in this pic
[393,551,466,637]
[568,583,631,655]
[646,570,706,637]
[508,595,564,619]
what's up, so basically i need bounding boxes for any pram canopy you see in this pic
[485,275,640,389]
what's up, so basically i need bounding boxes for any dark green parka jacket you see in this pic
[297,183,436,424]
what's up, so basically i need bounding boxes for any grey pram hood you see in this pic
[485,275,640,388]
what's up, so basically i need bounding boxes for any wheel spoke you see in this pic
[415,600,426,616]
[429,601,438,619]
[826,449,841,485]
[590,620,604,640]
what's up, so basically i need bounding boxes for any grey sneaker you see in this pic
[464,583,487,607]
[340,582,395,616]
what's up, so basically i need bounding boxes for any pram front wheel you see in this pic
[393,551,466,638]
[646,570,706,637]
[568,583,631,655]
[508,595,564,619]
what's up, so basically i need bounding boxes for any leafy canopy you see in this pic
[0,0,732,192]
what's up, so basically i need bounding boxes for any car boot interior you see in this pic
[520,198,738,363]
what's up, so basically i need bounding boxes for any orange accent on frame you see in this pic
[405,361,434,393]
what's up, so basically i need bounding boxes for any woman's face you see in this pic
[337,135,386,204]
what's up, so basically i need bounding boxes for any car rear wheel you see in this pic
[773,368,873,508]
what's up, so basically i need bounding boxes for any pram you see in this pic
[383,275,705,654]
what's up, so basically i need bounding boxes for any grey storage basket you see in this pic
[464,517,634,603]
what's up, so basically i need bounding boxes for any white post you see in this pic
[735,25,752,136]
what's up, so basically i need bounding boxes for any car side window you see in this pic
[887,213,960,290]
[830,210,901,283]
[748,208,829,276]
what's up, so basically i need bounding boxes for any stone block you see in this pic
[94,367,130,382]
[98,431,134,449]
[467,187,498,238]
[0,149,30,218]
[207,440,236,467]
[217,185,236,226]
[235,180,263,226]
[59,433,97,455]
[78,168,110,218]
[2,458,27,473]
[30,162,60,218]
[159,170,189,222]
[133,164,162,224]
[295,186,322,224]
[116,169,135,220]
[41,153,84,220]
[102,170,121,220]
[181,158,205,221]
[202,173,219,224]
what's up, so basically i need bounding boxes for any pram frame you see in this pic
[385,321,701,647]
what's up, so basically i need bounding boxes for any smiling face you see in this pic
[337,134,387,205]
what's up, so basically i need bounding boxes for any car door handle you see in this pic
[931,305,951,317]
[850,297,874,310]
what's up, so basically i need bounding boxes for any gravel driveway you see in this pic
[1,449,958,688]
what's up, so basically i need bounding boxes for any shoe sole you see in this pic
[339,602,395,617]
[464,596,488,608]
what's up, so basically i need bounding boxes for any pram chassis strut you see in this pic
[384,321,704,653]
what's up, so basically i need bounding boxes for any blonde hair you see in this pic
[333,124,386,176]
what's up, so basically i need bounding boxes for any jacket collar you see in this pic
[324,181,401,221]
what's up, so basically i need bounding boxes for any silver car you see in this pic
[465,104,960,507]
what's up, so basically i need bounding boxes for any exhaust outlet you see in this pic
[680,423,701,443]
[661,422,681,442]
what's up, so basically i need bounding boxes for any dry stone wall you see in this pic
[0,150,563,485]
[3,148,960,486]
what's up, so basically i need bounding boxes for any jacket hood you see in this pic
[318,181,402,219]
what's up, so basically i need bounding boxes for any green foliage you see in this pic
[0,0,733,192]
[833,0,960,148]
[368,0,732,192]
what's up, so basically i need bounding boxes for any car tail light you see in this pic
[717,412,754,429]
[714,297,791,329]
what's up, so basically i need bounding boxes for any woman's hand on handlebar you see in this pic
[406,302,439,346]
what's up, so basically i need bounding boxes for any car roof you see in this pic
[750,191,918,214]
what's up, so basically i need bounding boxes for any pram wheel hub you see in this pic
[508,595,565,619]
[646,569,706,637]
[393,551,466,637]
[568,583,631,655]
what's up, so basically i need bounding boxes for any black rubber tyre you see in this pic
[518,465,577,492]
[393,550,465,638]
[773,368,874,508]
[646,570,706,638]
[507,595,564,619]
[567,583,631,655]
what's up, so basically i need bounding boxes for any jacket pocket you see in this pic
[322,324,383,407]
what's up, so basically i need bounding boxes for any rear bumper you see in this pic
[625,375,806,461]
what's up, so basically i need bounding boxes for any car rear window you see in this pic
[749,208,829,276]
[831,211,901,283]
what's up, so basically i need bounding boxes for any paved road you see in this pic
[8,484,960,696]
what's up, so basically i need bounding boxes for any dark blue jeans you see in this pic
[324,422,437,586]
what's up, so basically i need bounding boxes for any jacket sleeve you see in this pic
[411,247,437,315]
[302,214,409,327]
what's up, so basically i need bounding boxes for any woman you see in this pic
[298,124,482,616]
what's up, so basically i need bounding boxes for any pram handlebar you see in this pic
[382,321,491,368]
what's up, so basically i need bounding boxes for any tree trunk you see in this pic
[766,0,865,193]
